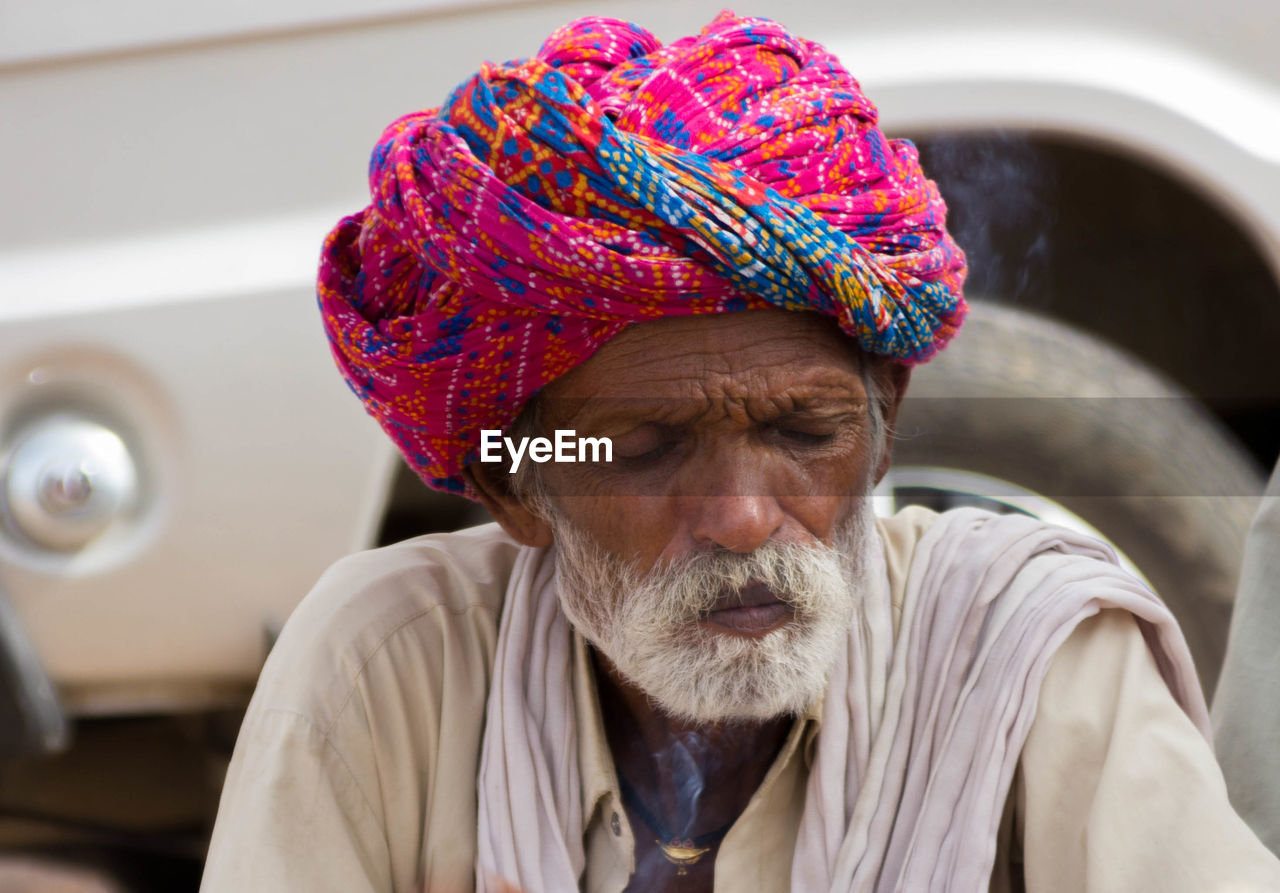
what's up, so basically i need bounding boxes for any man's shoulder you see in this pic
[305,520,523,621]
[249,522,523,729]
[208,525,523,890]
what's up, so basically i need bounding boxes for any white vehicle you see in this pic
[2,1,1277,886]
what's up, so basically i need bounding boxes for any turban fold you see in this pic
[318,12,967,495]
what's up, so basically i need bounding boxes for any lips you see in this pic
[701,581,794,636]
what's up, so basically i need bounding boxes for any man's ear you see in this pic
[873,360,912,486]
[463,465,554,548]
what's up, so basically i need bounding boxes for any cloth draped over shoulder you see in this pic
[316,13,967,495]
[476,508,1209,892]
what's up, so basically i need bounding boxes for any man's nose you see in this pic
[682,457,785,553]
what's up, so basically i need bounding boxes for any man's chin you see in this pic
[597,619,842,725]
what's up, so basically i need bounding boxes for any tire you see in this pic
[891,301,1264,699]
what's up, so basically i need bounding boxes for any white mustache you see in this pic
[617,541,855,629]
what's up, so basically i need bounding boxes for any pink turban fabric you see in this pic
[317,12,967,495]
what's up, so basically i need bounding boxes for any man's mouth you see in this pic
[700,581,794,637]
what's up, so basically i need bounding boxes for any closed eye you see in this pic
[611,424,681,466]
[618,440,677,465]
[774,427,838,446]
[763,415,845,448]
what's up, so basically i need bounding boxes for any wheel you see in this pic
[885,301,1264,699]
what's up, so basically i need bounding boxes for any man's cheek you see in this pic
[553,492,652,556]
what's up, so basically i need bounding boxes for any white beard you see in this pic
[548,502,877,724]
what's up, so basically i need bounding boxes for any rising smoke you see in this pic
[915,132,1057,306]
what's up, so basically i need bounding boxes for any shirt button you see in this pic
[610,812,622,837]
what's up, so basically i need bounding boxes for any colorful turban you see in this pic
[318,12,967,495]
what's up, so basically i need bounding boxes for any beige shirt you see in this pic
[202,513,1280,892]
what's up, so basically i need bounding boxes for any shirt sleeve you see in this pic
[200,707,391,892]
[1016,609,1280,892]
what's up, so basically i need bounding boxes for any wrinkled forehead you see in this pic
[538,309,871,427]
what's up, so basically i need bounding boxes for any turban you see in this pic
[317,12,967,495]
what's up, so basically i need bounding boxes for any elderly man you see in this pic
[202,13,1280,893]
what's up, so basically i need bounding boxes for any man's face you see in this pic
[490,310,904,722]
[535,309,889,559]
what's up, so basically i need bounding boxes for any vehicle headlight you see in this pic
[3,417,140,552]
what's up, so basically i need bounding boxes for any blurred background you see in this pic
[2,0,1279,887]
